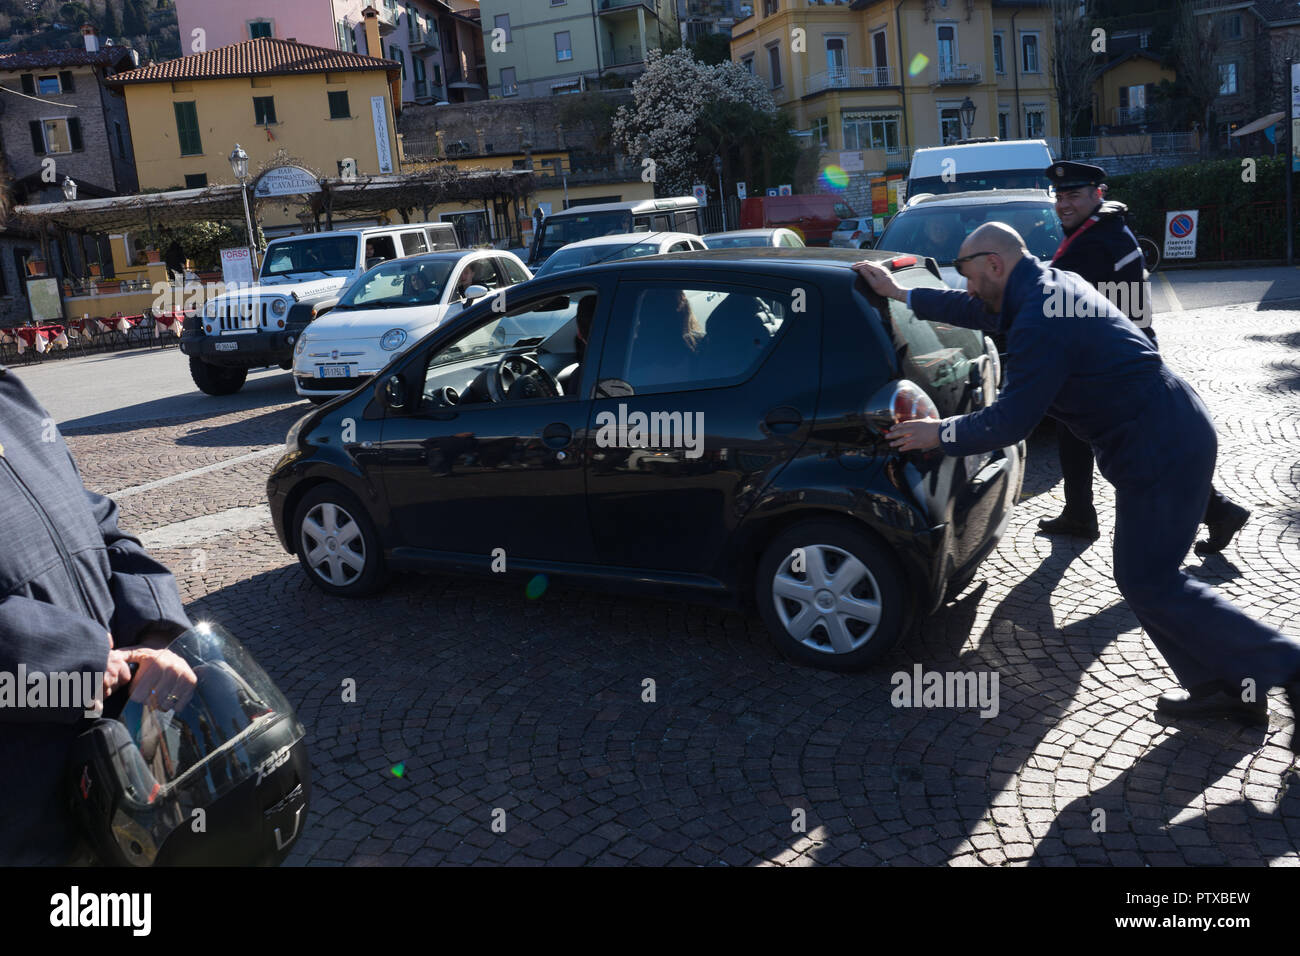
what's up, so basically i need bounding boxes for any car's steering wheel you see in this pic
[487,353,561,403]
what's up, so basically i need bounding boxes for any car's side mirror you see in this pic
[463,283,489,302]
[384,374,407,410]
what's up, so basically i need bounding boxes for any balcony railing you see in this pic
[605,44,646,66]
[806,66,895,94]
[934,60,982,85]
[597,0,658,15]
[1115,106,1149,125]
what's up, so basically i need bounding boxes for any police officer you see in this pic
[1041,161,1250,554]
[853,224,1300,731]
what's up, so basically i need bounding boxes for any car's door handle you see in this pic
[764,406,802,434]
[541,422,572,449]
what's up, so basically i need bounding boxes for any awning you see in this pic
[1230,111,1285,137]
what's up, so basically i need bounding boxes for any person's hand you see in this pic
[124,647,198,713]
[886,418,943,452]
[103,633,133,699]
[851,260,907,302]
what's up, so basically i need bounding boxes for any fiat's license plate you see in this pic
[318,365,350,379]
[213,341,238,351]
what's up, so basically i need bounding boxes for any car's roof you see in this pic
[553,232,696,250]
[536,246,920,283]
[703,228,788,239]
[900,188,1054,208]
[270,222,455,242]
[543,198,699,218]
[382,249,516,265]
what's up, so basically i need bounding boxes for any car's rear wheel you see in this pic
[756,519,906,671]
[189,357,248,396]
[293,484,386,597]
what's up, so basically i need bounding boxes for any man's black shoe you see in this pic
[1195,502,1250,555]
[1037,512,1100,541]
[1156,687,1268,725]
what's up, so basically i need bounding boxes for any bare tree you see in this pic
[1170,2,1222,154]
[1050,0,1107,156]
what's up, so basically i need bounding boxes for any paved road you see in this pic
[17,268,1300,866]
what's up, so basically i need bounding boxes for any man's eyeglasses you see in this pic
[954,250,996,277]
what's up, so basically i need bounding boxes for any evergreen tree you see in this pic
[123,0,147,35]
[101,0,120,38]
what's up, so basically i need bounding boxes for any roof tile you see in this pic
[105,37,399,85]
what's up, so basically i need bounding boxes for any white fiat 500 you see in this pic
[293,249,532,401]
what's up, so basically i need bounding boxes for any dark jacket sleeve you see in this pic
[0,598,110,724]
[83,484,192,648]
[910,286,1003,333]
[937,308,1068,457]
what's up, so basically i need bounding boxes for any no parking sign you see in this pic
[1163,210,1198,260]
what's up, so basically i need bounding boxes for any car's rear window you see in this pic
[878,202,1062,264]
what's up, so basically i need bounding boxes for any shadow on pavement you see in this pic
[60,375,303,433]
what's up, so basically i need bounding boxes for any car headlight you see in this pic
[270,298,288,317]
[277,411,312,470]
[380,328,407,351]
[295,333,309,356]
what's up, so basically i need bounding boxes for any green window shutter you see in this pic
[59,70,75,93]
[28,120,46,155]
[68,117,83,151]
[20,74,35,95]
[174,101,202,155]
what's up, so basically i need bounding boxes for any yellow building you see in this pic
[730,0,1059,178]
[107,36,402,230]
[1092,50,1173,131]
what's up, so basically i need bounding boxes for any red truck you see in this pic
[739,194,857,245]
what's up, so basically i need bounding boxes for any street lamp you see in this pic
[229,143,259,270]
[960,97,977,139]
[61,176,77,201]
[714,154,727,231]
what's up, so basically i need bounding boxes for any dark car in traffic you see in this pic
[266,248,1023,671]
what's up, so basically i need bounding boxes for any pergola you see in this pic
[11,166,538,269]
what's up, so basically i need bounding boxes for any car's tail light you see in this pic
[851,230,862,240]
[888,255,917,270]
[862,379,940,437]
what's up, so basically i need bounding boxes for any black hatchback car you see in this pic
[267,248,1024,671]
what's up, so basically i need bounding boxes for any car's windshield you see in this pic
[908,169,1051,197]
[260,235,359,278]
[705,235,769,248]
[536,241,660,276]
[534,211,635,261]
[335,259,455,309]
[878,202,1063,263]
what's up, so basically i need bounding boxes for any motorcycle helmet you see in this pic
[67,622,311,866]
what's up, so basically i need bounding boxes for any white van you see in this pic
[527,197,703,270]
[905,139,1054,205]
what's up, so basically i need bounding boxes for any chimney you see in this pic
[475,128,485,154]
[362,6,382,57]
[82,23,98,53]
[286,37,297,43]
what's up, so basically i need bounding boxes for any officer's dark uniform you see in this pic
[907,255,1300,723]
[1044,161,1246,550]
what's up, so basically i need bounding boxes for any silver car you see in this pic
[703,228,805,249]
[830,218,877,250]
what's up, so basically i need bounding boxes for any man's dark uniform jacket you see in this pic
[1052,199,1151,336]
[0,367,191,864]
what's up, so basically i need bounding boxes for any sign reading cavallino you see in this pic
[253,165,322,198]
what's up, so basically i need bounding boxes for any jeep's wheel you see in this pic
[189,357,248,396]
[756,520,905,671]
[293,484,385,598]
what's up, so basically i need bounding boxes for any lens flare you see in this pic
[908,52,929,77]
[820,165,850,189]
[526,574,549,599]
[391,763,406,778]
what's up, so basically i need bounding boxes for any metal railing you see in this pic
[597,0,658,14]
[1115,106,1149,125]
[606,44,645,66]
[805,66,895,94]
[1048,131,1200,159]
[934,60,981,84]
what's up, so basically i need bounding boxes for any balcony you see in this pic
[605,44,646,67]
[933,60,982,86]
[409,26,436,52]
[597,0,659,16]
[805,65,896,94]
[375,3,398,36]
[447,66,484,90]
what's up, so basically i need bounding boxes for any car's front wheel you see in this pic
[293,484,386,597]
[756,520,906,671]
[189,357,247,396]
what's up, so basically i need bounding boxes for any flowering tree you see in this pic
[612,48,790,197]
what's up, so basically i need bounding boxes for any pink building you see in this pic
[173,0,485,103]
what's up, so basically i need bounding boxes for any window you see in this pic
[249,20,272,39]
[872,29,889,84]
[600,282,790,393]
[762,0,779,14]
[30,117,83,154]
[328,90,350,119]
[767,44,782,88]
[998,109,1009,140]
[742,55,754,74]
[1025,106,1045,138]
[433,64,442,87]
[414,57,427,97]
[1219,13,1242,39]
[38,74,61,95]
[174,101,202,155]
[555,31,572,61]
[498,256,530,284]
[1218,62,1238,95]
[501,67,517,96]
[400,231,429,255]
[407,5,417,41]
[939,105,962,144]
[842,112,899,152]
[1021,33,1039,73]
[993,33,1005,75]
[185,173,208,188]
[811,116,829,147]
[937,24,956,73]
[495,14,511,42]
[364,235,398,265]
[337,19,348,50]
[253,95,276,125]
[826,37,846,80]
[393,47,406,79]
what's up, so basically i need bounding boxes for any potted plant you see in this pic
[26,256,48,276]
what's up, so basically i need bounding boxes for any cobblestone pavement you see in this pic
[60,300,1300,866]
